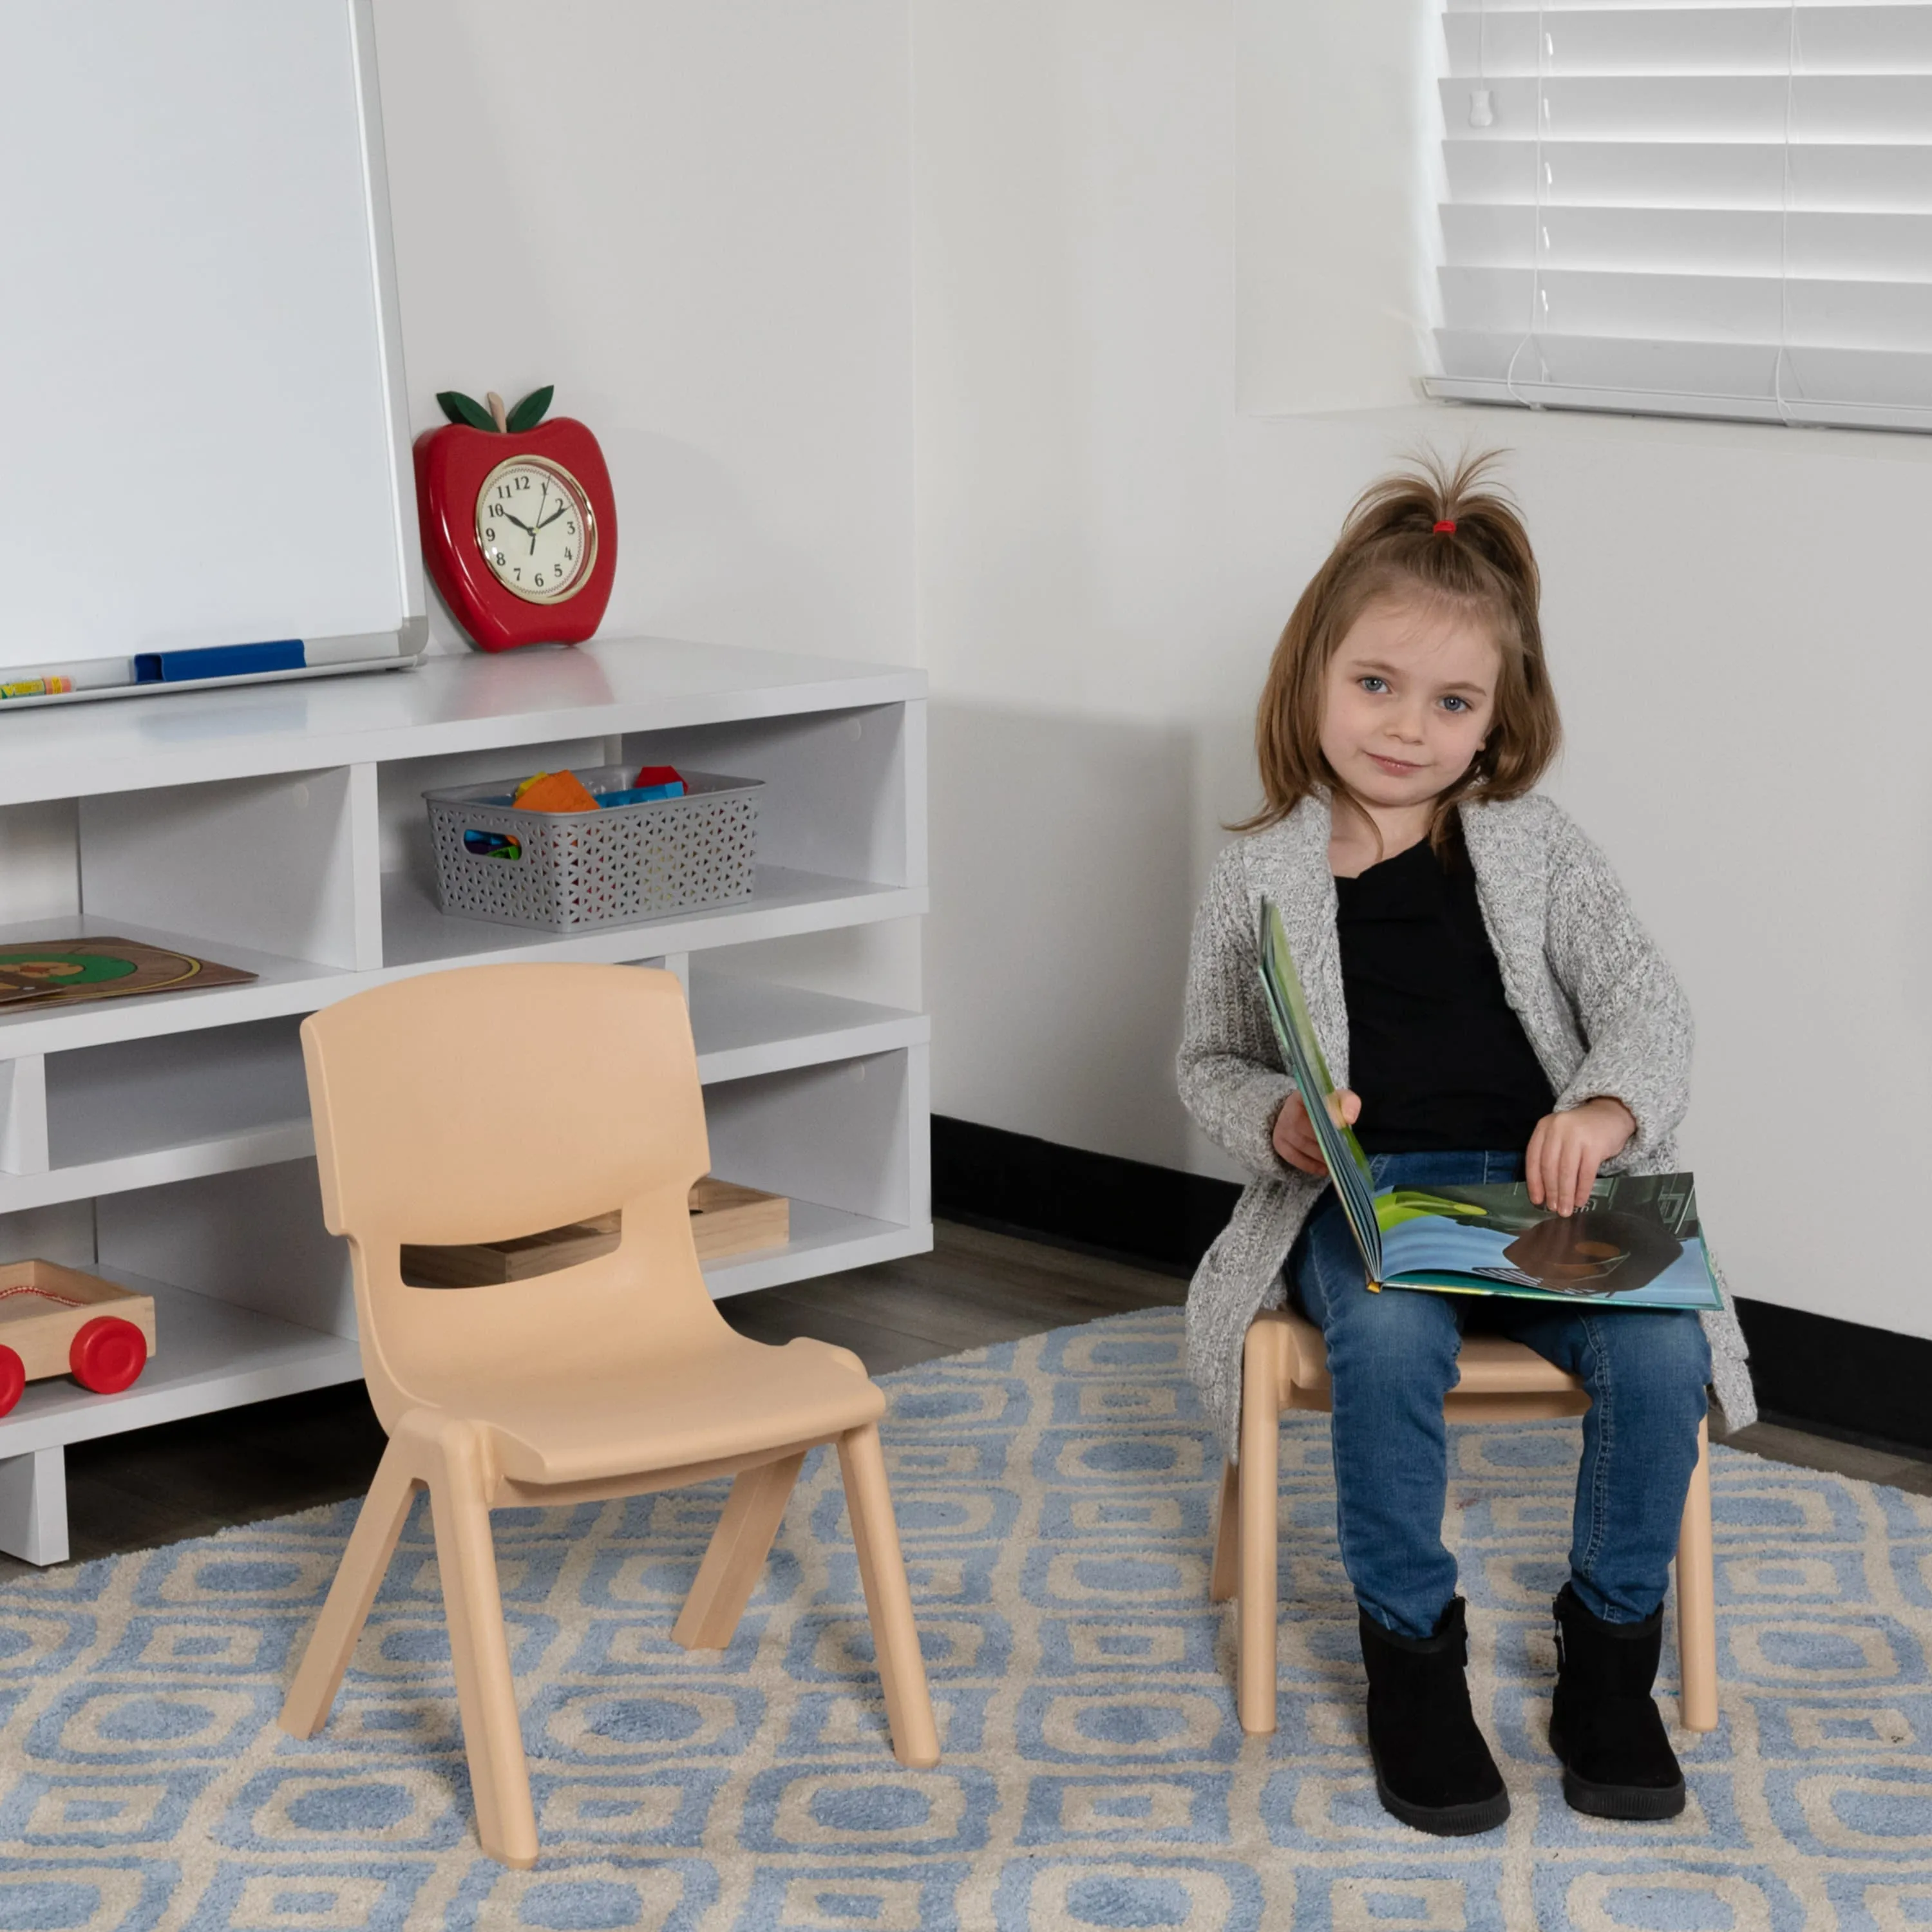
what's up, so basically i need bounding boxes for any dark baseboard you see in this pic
[931,1114,1932,1458]
[1728,1300,1932,1461]
[933,1115,1238,1278]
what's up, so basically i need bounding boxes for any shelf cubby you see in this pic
[0,1017,317,1217]
[687,972,927,1084]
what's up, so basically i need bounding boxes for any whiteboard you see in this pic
[0,0,422,684]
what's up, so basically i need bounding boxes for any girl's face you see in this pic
[1319,596,1502,813]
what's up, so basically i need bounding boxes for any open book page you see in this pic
[1256,900,1383,1276]
[1374,1172,1724,1311]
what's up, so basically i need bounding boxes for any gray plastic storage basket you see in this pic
[425,765,762,931]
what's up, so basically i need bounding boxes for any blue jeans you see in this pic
[1287,1150,1711,1639]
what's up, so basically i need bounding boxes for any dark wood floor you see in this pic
[5,1220,1923,1580]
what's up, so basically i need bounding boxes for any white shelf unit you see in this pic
[0,639,931,1565]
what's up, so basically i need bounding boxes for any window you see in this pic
[1426,3,1932,431]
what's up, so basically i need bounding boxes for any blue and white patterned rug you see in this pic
[1,1307,1929,1931]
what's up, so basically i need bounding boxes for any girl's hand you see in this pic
[1271,1088,1363,1177]
[1526,1097,1636,1216]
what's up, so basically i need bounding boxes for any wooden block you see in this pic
[401,1180,789,1287]
[0,1259,156,1379]
[400,1216,620,1288]
[689,1179,790,1262]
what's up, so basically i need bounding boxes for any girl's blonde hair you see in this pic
[1235,449,1560,844]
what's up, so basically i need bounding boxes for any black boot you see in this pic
[1549,1582,1685,1819]
[1358,1598,1510,1835]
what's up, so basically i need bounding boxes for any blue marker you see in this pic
[134,640,305,683]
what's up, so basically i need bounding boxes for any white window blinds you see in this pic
[1426,2,1932,431]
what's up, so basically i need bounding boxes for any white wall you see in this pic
[914,0,1932,1341]
[372,1,914,671]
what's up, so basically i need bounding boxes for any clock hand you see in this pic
[535,502,569,531]
[500,510,533,535]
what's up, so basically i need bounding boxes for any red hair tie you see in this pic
[1433,519,1457,535]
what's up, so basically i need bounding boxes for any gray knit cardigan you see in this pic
[1177,790,1756,1461]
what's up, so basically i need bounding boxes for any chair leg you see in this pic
[424,1421,538,1870]
[279,1443,418,1739]
[1209,1459,1239,1604]
[672,1450,806,1650]
[1236,1331,1282,1736]
[837,1422,940,1769]
[1676,1416,1718,1732]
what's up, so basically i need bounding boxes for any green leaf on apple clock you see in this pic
[506,385,554,433]
[437,390,497,431]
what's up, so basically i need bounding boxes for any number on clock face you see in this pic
[473,457,596,604]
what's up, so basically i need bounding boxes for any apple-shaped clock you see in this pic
[414,385,618,652]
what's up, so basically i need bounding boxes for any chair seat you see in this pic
[449,1334,886,1486]
[1263,1305,1586,1400]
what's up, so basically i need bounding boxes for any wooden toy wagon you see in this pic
[0,1260,155,1416]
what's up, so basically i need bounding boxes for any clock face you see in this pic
[473,456,597,603]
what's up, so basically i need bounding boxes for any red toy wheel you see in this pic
[0,1345,22,1416]
[70,1316,146,1394]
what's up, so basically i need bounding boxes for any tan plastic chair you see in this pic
[278,962,938,1868]
[1209,1307,1716,1738]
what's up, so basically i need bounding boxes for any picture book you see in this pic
[0,939,257,1010]
[1255,899,1723,1311]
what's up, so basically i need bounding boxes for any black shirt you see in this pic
[1335,825,1555,1155]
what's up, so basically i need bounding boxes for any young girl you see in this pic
[1178,453,1754,1837]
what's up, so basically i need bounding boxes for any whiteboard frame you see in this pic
[347,0,429,664]
[6,0,428,712]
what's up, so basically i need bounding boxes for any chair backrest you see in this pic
[301,962,718,1430]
